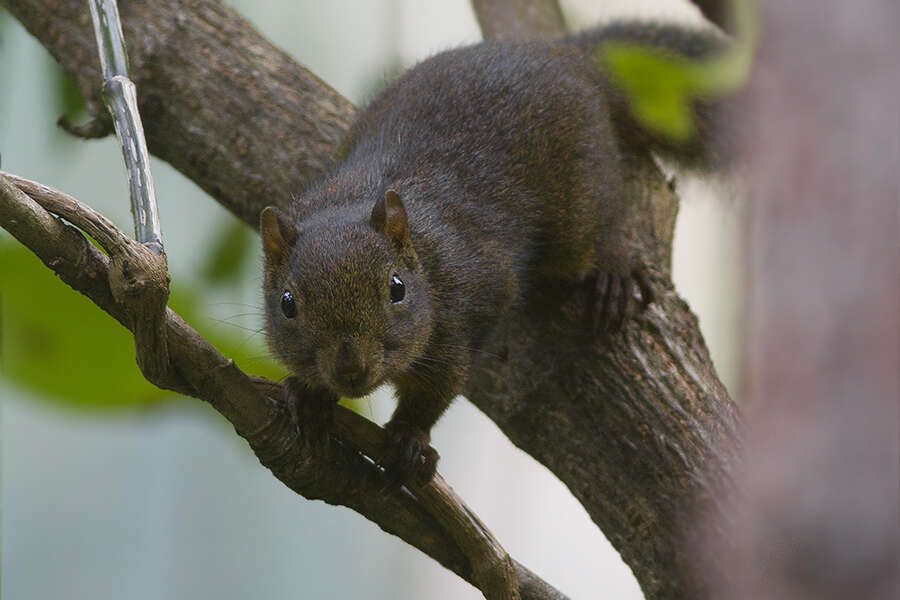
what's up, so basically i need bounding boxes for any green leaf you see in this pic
[602,46,698,141]
[0,239,286,410]
[0,241,171,410]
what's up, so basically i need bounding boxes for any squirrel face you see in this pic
[260,191,433,398]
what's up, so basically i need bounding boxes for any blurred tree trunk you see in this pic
[2,1,747,598]
[701,2,900,598]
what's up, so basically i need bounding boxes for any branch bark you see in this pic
[5,1,741,598]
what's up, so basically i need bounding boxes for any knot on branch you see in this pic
[108,243,170,307]
[108,243,183,391]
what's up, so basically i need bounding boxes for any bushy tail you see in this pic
[567,22,736,171]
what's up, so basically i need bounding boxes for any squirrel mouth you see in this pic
[330,375,379,398]
[326,354,384,398]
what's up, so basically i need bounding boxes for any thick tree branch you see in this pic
[5,1,741,598]
[0,172,566,600]
[468,3,741,597]
[470,0,566,41]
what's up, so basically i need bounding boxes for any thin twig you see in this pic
[88,0,163,254]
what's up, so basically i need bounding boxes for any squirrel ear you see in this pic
[260,206,298,266]
[370,189,410,248]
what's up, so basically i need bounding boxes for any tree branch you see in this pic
[470,0,566,41]
[5,1,741,597]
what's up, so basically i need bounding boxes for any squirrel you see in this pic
[261,22,728,486]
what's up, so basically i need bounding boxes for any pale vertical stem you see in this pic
[87,0,163,254]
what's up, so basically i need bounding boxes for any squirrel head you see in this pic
[260,190,433,398]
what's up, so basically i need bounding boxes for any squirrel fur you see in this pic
[261,21,728,485]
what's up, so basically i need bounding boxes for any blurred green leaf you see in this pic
[201,218,254,285]
[0,240,286,410]
[602,46,699,141]
[0,242,169,409]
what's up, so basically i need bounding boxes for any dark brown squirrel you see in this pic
[261,22,728,486]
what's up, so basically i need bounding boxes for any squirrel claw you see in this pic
[381,421,439,489]
[283,376,338,452]
[593,267,654,333]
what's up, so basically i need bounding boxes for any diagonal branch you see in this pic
[0,171,565,600]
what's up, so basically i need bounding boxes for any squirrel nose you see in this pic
[335,341,369,385]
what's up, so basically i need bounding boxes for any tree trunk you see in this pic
[702,1,900,598]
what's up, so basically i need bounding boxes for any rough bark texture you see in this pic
[465,156,739,599]
[4,1,741,598]
[703,1,900,598]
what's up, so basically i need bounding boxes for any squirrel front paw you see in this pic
[283,376,339,452]
[381,420,440,488]
[593,266,655,332]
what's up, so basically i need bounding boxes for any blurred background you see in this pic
[0,1,741,598]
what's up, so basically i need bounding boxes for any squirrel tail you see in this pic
[568,22,736,171]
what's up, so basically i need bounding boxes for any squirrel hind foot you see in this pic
[592,267,655,333]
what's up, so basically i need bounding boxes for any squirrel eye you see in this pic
[281,290,297,318]
[389,274,406,303]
